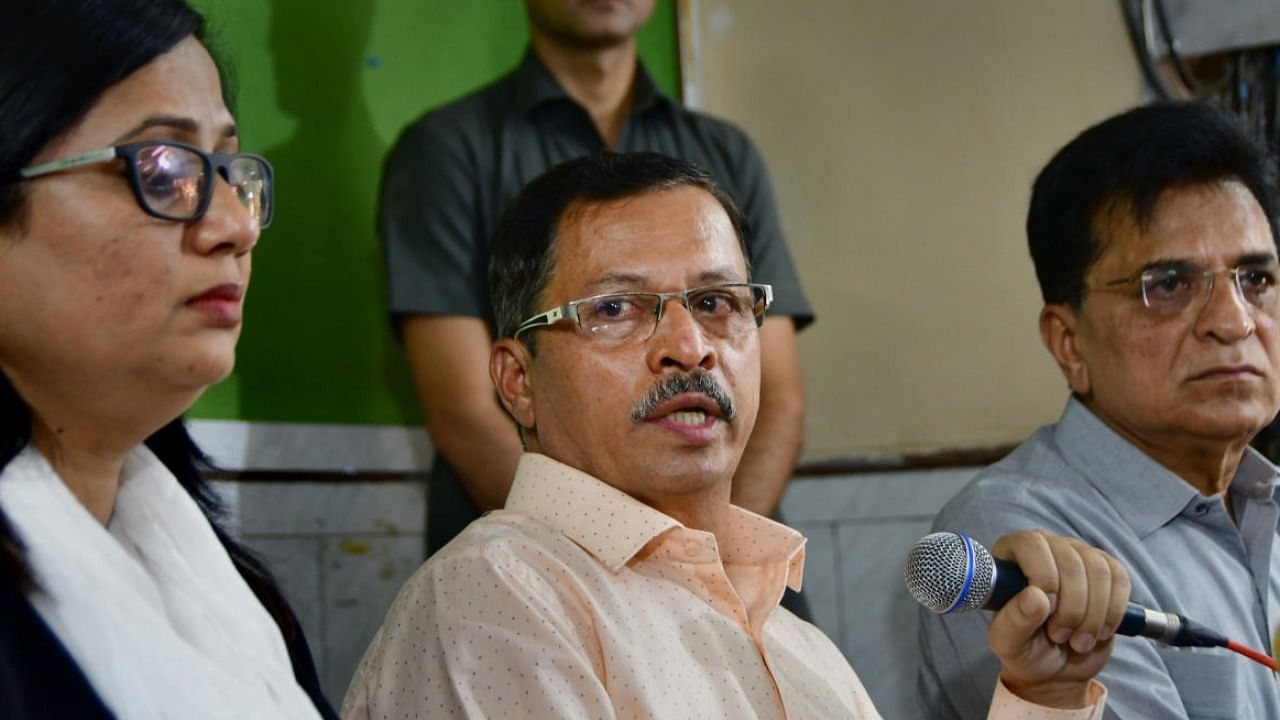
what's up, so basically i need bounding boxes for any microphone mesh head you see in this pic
[904,531,995,614]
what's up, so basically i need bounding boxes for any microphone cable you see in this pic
[1225,640,1278,672]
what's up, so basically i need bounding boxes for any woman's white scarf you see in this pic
[0,444,322,719]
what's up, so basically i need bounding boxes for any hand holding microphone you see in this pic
[909,530,1130,709]
[906,530,1279,709]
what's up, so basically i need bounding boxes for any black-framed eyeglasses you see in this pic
[11,141,274,228]
[1095,261,1279,314]
[514,282,773,345]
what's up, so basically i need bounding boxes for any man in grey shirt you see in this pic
[918,102,1280,718]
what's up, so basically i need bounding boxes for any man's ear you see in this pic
[491,338,536,430]
[1039,303,1090,396]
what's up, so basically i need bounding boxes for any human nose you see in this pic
[645,296,718,373]
[1194,269,1255,342]
[188,175,259,256]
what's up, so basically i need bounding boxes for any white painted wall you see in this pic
[688,0,1143,461]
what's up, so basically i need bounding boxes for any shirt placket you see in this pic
[658,528,793,719]
[1237,493,1280,647]
[1187,496,1274,648]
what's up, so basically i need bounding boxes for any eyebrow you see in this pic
[584,271,649,293]
[1235,252,1279,266]
[1140,252,1279,273]
[696,268,745,284]
[583,267,746,293]
[113,115,239,145]
[1137,258,1195,274]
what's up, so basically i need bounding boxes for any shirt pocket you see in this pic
[1157,646,1239,719]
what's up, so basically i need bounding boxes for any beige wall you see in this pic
[690,0,1144,461]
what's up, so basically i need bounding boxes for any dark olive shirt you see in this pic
[380,51,814,552]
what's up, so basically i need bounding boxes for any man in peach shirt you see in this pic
[343,153,1127,718]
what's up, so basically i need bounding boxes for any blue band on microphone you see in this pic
[943,532,977,615]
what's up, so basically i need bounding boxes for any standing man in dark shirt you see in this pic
[382,0,813,554]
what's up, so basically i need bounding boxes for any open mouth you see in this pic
[644,392,723,423]
[667,409,711,426]
[641,392,726,445]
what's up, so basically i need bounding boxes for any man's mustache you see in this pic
[630,371,736,423]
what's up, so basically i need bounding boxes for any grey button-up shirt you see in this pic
[918,397,1280,719]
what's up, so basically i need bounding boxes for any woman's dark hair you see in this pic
[1027,101,1279,308]
[0,0,298,650]
[2,1,211,221]
[488,151,753,351]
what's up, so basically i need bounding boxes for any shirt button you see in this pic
[684,541,703,558]
[1194,503,1210,515]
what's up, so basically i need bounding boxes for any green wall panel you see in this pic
[188,1,680,424]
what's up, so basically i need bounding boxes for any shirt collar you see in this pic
[628,61,667,113]
[504,453,805,589]
[512,49,672,118]
[715,502,807,593]
[1236,448,1280,502]
[1054,396,1280,537]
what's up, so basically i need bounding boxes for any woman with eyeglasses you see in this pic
[0,1,334,718]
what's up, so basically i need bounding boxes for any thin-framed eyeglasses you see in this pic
[1094,260,1279,314]
[10,140,274,228]
[514,282,773,345]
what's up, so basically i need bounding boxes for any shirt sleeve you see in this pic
[713,121,814,329]
[988,678,1107,719]
[341,544,615,719]
[380,115,491,321]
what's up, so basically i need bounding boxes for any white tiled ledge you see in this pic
[189,420,434,473]
[189,419,997,480]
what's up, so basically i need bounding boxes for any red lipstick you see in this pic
[187,283,243,325]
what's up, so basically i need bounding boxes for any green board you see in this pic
[188,1,680,425]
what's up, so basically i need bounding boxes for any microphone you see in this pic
[904,531,1225,648]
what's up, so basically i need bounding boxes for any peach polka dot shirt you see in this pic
[342,453,1105,719]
